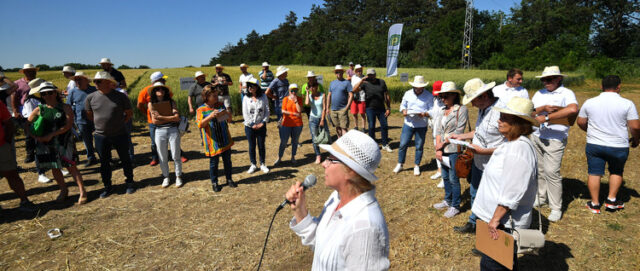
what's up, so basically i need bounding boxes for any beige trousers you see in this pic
[532,136,567,212]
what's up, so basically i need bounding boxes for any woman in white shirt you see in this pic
[285,130,389,271]
[242,78,270,174]
[472,97,538,271]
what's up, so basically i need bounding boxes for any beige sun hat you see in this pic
[334,65,344,71]
[239,63,248,68]
[246,77,259,85]
[319,129,382,182]
[462,78,496,105]
[535,66,566,78]
[28,78,45,89]
[215,64,224,69]
[306,71,316,78]
[493,96,539,126]
[150,81,171,92]
[276,65,289,77]
[99,58,112,65]
[31,82,59,98]
[72,71,92,81]
[20,64,39,73]
[409,76,429,88]
[436,81,462,94]
[354,64,363,70]
[194,71,205,78]
[93,71,118,84]
[62,66,75,73]
[262,62,270,67]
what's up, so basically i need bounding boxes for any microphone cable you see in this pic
[256,204,285,271]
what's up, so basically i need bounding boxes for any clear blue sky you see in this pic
[0,0,516,69]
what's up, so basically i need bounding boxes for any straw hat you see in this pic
[150,71,168,83]
[319,130,382,182]
[535,66,566,78]
[99,58,112,65]
[432,80,444,96]
[62,66,75,73]
[462,78,496,105]
[276,66,289,77]
[194,71,205,78]
[150,81,171,92]
[288,83,299,91]
[93,71,118,84]
[239,63,248,68]
[334,65,344,71]
[72,71,92,81]
[30,82,58,98]
[306,71,316,78]
[20,64,39,73]
[28,78,45,89]
[436,81,462,95]
[409,76,429,88]
[262,62,270,67]
[354,64,363,70]
[493,97,539,126]
[215,64,224,69]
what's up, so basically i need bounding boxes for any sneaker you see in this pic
[454,222,476,234]
[444,207,460,218]
[260,164,270,173]
[18,200,37,212]
[126,183,136,194]
[181,156,188,163]
[430,172,441,180]
[437,179,444,188]
[247,164,258,174]
[471,248,482,257]
[392,164,402,174]
[433,200,450,210]
[533,198,547,208]
[228,180,237,188]
[548,210,562,222]
[585,201,601,214]
[149,159,159,166]
[61,169,70,176]
[99,187,113,199]
[212,183,221,192]
[381,145,393,153]
[24,156,35,163]
[161,177,170,188]
[38,174,52,183]
[604,198,624,211]
[413,165,420,176]
[175,176,183,188]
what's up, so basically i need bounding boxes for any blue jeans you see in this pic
[366,108,389,145]
[278,125,303,158]
[309,116,330,156]
[274,99,283,121]
[148,123,159,161]
[245,125,267,165]
[442,152,461,208]
[469,162,483,224]
[209,150,232,184]
[397,124,427,165]
[94,133,134,188]
[78,123,96,160]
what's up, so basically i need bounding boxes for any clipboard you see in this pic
[476,220,514,270]
[153,101,173,116]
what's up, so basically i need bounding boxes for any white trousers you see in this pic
[155,126,182,178]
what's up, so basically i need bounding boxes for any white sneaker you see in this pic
[161,177,170,188]
[381,145,393,153]
[444,207,460,218]
[260,164,270,173]
[413,165,420,176]
[430,172,441,180]
[247,164,257,174]
[38,174,52,183]
[437,179,444,188]
[61,169,70,176]
[548,210,562,222]
[175,176,183,187]
[533,198,547,208]
[392,164,402,174]
[433,200,450,210]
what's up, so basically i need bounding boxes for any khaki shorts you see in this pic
[218,95,231,110]
[0,142,17,172]
[330,108,350,129]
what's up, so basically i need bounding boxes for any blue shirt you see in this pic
[329,79,353,111]
[268,78,289,104]
[399,89,434,128]
[67,86,97,125]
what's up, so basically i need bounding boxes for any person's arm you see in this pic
[488,205,510,240]
[11,93,21,118]
[305,92,310,106]
[326,91,332,111]
[384,90,391,117]
[226,74,233,86]
[27,106,40,123]
[577,117,588,132]
[320,94,327,127]
[242,97,251,126]
[534,103,578,124]
[629,119,640,148]
[353,79,365,92]
[238,76,243,94]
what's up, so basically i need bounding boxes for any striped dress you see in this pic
[196,103,234,157]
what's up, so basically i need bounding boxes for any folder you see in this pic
[476,220,514,270]
[153,101,173,116]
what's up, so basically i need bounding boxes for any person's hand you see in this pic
[385,109,390,117]
[435,150,443,161]
[319,118,324,127]
[151,111,159,118]
[468,144,483,154]
[13,112,22,119]
[402,110,407,117]
[449,134,461,140]
[285,181,308,219]
[488,218,501,240]
[631,137,639,148]
[535,115,546,124]
[543,105,560,113]
[435,140,444,151]
[189,107,195,115]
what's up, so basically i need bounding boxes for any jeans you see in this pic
[309,116,330,156]
[274,99,283,121]
[209,150,232,184]
[366,108,389,145]
[442,152,461,208]
[78,123,96,160]
[397,124,427,165]
[94,133,134,187]
[469,162,483,224]
[125,120,134,160]
[278,125,303,158]
[155,126,182,178]
[245,125,266,165]
[148,123,159,161]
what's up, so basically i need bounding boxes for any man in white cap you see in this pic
[188,71,210,115]
[99,58,127,89]
[492,68,528,104]
[350,64,367,132]
[327,65,353,138]
[62,66,77,96]
[211,64,233,116]
[67,72,98,166]
[266,66,290,121]
[531,66,579,222]
[259,62,274,91]
[11,64,38,162]
[353,68,391,151]
[238,63,254,101]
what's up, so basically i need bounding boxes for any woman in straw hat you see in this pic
[27,82,87,204]
[472,97,539,271]
[285,130,389,270]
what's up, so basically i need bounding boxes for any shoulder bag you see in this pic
[454,107,474,178]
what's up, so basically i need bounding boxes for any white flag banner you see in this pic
[386,23,403,77]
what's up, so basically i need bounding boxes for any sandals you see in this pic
[77,195,88,205]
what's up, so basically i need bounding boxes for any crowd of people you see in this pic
[0,60,638,270]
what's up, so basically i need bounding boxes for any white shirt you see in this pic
[351,75,365,102]
[492,82,528,104]
[21,97,40,118]
[531,85,578,141]
[66,80,77,94]
[239,73,254,94]
[290,190,390,271]
[472,100,505,170]
[242,94,270,127]
[399,89,434,128]
[472,136,538,229]
[430,97,445,137]
[578,92,639,148]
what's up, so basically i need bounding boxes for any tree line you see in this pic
[2,63,150,72]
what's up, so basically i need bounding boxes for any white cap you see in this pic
[262,62,270,67]
[150,71,167,83]
[194,71,205,78]
[334,65,344,71]
[288,83,299,90]
[354,64,363,70]
[62,66,75,73]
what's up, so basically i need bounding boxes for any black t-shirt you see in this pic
[109,68,126,87]
[211,73,232,96]
[360,78,388,110]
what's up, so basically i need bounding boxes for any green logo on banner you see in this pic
[389,34,401,46]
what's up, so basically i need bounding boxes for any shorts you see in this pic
[350,100,366,114]
[330,108,350,129]
[0,142,17,171]
[585,143,629,176]
[218,95,231,110]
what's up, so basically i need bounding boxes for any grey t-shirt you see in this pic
[84,90,132,136]
[189,82,209,109]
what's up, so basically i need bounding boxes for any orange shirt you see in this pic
[281,96,303,127]
[137,84,173,123]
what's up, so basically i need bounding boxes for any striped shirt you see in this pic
[196,103,234,156]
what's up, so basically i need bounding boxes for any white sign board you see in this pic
[316,75,324,86]
[400,73,409,82]
[180,77,196,90]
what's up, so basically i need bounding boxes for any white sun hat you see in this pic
[276,65,289,77]
[493,96,539,126]
[72,71,92,81]
[320,129,382,182]
[28,78,45,90]
[20,64,38,72]
[306,71,316,78]
[194,71,205,78]
[535,66,567,78]
[354,64,363,70]
[239,63,248,68]
[334,65,344,71]
[62,66,75,73]
[215,64,224,69]
[93,71,118,84]
[436,81,462,94]
[288,83,299,90]
[262,62,270,67]
[409,76,429,88]
[99,58,112,65]
[30,81,58,98]
[462,78,496,105]
[150,71,168,83]
[246,77,259,85]
[150,81,171,92]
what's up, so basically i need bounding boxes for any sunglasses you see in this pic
[93,80,104,84]
[541,77,555,83]
[40,91,56,96]
[326,156,343,164]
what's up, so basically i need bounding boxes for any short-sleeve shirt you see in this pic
[399,89,434,128]
[138,84,173,123]
[492,82,528,104]
[239,73,254,95]
[0,101,11,146]
[85,90,132,136]
[346,69,356,78]
[109,68,126,88]
[360,79,388,110]
[13,78,30,106]
[578,92,639,148]
[329,79,353,111]
[189,82,210,109]
[211,72,232,96]
[268,78,289,103]
[259,70,274,90]
[472,101,506,170]
[351,75,366,102]
[300,82,326,97]
[196,103,234,157]
[282,96,303,127]
[67,86,97,125]
[531,86,578,141]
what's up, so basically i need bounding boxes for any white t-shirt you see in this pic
[578,92,639,148]
[531,86,578,141]
[351,75,365,102]
[492,82,528,104]
[239,73,254,95]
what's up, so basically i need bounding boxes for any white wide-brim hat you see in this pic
[262,62,269,67]
[306,71,316,78]
[239,63,248,68]
[72,71,92,81]
[535,66,567,78]
[150,81,171,92]
[31,82,59,98]
[194,71,205,78]
[276,66,289,77]
[319,130,382,182]
[246,77,259,85]
[288,83,299,91]
[99,58,112,65]
[435,81,461,94]
[354,64,363,70]
[334,65,344,71]
[409,75,429,88]
[93,71,118,84]
[28,78,45,90]
[62,66,75,73]
[462,78,496,105]
[20,63,39,72]
[493,97,539,126]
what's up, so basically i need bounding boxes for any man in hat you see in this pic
[188,71,210,115]
[353,68,391,151]
[67,72,98,166]
[531,66,579,222]
[99,58,127,90]
[11,64,38,163]
[328,65,353,138]
[85,71,136,197]
[266,66,290,121]
[238,63,254,101]
[350,64,367,132]
[62,66,77,96]
[259,62,274,91]
[211,64,233,115]
[450,78,505,234]
[346,62,356,80]
[492,68,528,104]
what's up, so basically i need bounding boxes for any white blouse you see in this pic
[290,190,390,271]
[242,95,269,127]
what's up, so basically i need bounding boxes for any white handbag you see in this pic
[510,192,545,255]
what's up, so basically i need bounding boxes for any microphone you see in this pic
[278,174,317,209]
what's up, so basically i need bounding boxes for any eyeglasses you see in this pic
[326,156,343,164]
[93,80,104,84]
[541,77,555,83]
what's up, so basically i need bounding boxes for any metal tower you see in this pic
[462,0,473,69]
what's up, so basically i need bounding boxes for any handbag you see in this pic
[178,116,189,134]
[31,115,45,136]
[313,126,330,145]
[453,108,473,178]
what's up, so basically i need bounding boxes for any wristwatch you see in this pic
[544,115,550,122]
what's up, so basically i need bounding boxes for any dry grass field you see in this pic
[0,74,639,270]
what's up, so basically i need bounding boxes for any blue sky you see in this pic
[0,0,516,69]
